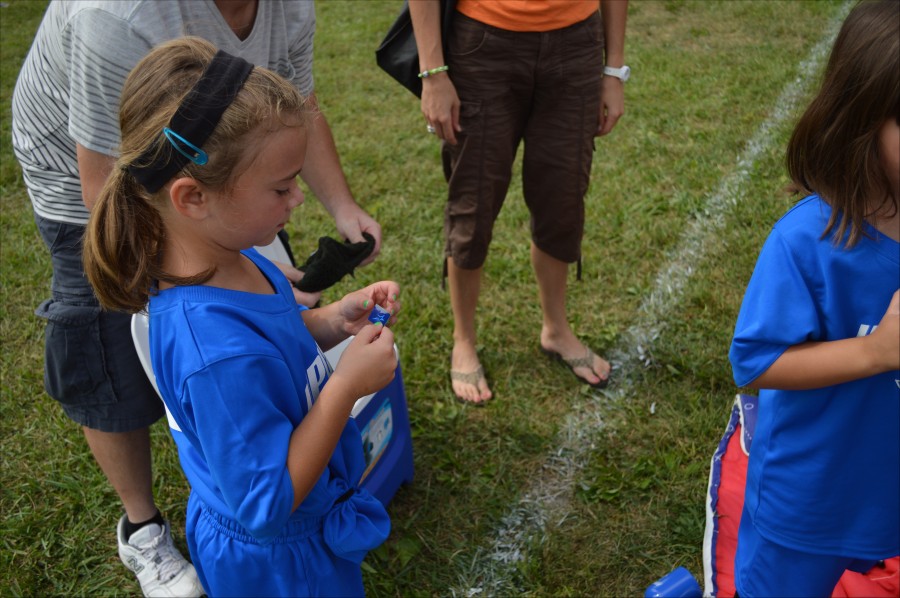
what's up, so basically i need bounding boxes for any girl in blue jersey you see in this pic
[729,1,899,596]
[83,38,398,597]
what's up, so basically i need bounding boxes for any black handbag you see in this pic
[375,0,457,98]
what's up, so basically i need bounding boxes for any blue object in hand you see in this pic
[367,304,391,326]
[644,567,702,598]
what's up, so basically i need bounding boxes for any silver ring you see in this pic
[426,124,436,134]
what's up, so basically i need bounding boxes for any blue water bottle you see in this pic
[644,567,702,598]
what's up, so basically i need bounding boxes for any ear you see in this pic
[168,177,210,221]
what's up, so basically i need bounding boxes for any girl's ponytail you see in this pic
[83,164,165,313]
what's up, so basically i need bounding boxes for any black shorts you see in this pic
[34,213,164,432]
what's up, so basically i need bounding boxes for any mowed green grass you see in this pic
[1,1,844,595]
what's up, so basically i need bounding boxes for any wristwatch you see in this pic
[603,65,631,83]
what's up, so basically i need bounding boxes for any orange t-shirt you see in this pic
[455,0,599,32]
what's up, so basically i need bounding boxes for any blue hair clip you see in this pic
[163,127,209,166]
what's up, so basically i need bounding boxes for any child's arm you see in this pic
[285,324,397,510]
[301,281,401,351]
[750,290,900,390]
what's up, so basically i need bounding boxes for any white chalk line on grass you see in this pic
[451,4,852,596]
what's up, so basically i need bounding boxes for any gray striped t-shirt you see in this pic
[12,0,315,225]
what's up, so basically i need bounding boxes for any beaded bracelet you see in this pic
[417,65,449,79]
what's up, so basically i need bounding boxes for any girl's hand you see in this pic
[331,324,398,400]
[869,290,900,372]
[338,281,401,336]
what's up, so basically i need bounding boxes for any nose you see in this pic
[289,185,304,209]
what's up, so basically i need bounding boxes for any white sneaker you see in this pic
[117,515,204,597]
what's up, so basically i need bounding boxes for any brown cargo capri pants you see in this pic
[441,11,604,269]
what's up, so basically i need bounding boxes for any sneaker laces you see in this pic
[137,527,188,583]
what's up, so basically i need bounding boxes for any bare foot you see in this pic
[539,331,610,387]
[450,342,492,404]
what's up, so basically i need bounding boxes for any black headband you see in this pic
[128,50,255,193]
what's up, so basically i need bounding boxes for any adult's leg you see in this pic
[524,13,609,386]
[36,214,164,522]
[33,214,199,595]
[532,244,610,386]
[83,427,158,522]
[442,14,533,402]
[447,259,492,403]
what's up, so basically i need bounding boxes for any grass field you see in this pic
[1,0,848,595]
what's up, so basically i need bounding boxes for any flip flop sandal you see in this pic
[540,345,610,390]
[449,366,492,406]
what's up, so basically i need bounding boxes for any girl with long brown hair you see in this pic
[84,37,399,596]
[729,1,899,594]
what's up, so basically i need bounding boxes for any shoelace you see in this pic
[140,528,187,582]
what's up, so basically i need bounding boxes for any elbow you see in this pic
[743,379,763,391]
[731,368,764,391]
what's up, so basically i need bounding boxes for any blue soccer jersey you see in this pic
[730,195,899,558]
[149,249,389,596]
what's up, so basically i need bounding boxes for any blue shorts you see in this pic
[186,494,365,597]
[735,505,878,597]
[34,214,164,432]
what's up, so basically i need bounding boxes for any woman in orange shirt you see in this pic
[410,0,628,403]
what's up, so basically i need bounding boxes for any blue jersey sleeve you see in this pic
[180,355,300,543]
[729,229,821,386]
